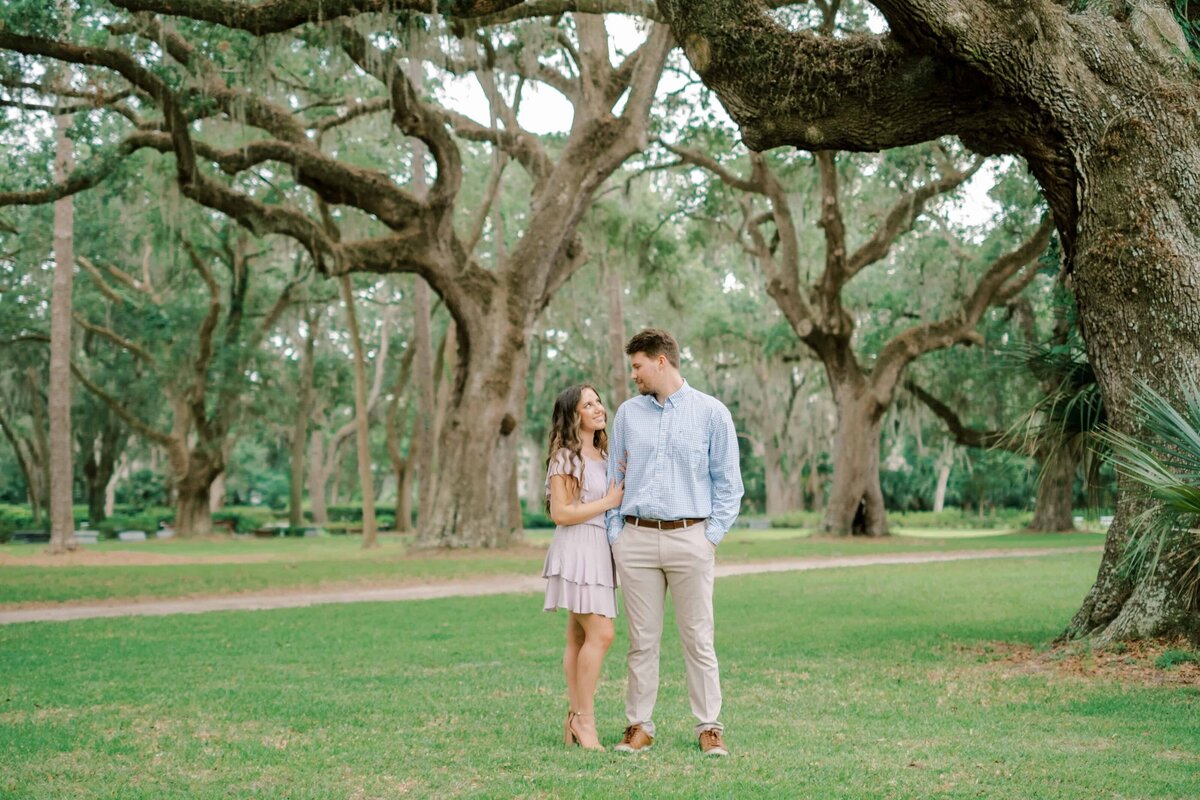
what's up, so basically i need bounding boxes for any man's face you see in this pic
[630,352,663,396]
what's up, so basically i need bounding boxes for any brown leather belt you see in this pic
[624,515,706,531]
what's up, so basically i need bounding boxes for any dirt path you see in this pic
[0,546,1101,625]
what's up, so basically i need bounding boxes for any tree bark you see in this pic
[175,469,218,538]
[1029,444,1077,532]
[47,103,77,554]
[416,310,530,548]
[822,382,887,536]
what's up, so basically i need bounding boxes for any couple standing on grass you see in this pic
[541,328,744,757]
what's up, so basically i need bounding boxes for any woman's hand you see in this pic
[604,479,625,510]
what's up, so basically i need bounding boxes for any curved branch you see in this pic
[871,216,1055,396]
[847,158,984,276]
[655,1,996,152]
[108,0,432,35]
[76,256,124,306]
[905,380,1009,450]
[73,315,156,366]
[70,363,171,448]
[334,24,464,213]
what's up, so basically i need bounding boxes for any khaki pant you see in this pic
[613,521,722,737]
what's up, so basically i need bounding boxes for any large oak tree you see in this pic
[0,2,671,547]
[653,0,1200,639]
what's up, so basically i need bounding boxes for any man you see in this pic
[605,328,744,757]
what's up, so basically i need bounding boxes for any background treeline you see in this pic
[0,8,1114,544]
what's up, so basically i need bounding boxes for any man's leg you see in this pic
[663,522,722,735]
[613,523,666,737]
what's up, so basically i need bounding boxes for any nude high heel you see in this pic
[563,710,575,745]
[568,712,604,751]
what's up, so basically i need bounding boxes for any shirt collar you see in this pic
[649,379,692,409]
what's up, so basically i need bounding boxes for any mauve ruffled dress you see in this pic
[541,448,618,618]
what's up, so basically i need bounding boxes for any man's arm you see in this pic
[706,405,744,546]
[605,403,627,545]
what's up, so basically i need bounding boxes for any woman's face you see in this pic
[576,387,607,436]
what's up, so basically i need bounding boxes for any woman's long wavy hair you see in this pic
[545,383,609,512]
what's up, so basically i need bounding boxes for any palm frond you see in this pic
[1101,377,1200,609]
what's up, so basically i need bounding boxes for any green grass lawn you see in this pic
[1,550,1196,798]
[0,529,1104,606]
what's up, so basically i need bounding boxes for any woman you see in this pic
[542,383,623,751]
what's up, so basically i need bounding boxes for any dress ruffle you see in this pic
[543,575,618,618]
[542,523,617,618]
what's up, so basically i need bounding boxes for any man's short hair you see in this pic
[626,328,680,368]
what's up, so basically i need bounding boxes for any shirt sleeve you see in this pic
[705,404,744,545]
[605,404,627,545]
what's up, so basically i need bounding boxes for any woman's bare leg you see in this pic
[564,613,587,713]
[573,613,615,717]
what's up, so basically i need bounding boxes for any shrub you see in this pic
[768,507,1035,531]
[96,507,174,539]
[769,510,823,529]
[891,508,1033,530]
[213,506,280,533]
[0,503,39,542]
[310,504,397,523]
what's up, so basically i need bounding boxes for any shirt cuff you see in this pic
[704,526,725,547]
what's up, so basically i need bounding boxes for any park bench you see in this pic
[11,530,50,544]
[117,531,147,542]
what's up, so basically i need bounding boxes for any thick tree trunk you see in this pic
[47,106,76,554]
[173,456,221,537]
[175,483,213,538]
[416,315,529,549]
[1064,123,1200,640]
[1029,444,1077,532]
[821,385,888,536]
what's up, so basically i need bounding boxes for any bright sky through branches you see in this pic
[434,15,1000,229]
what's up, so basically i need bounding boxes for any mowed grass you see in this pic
[0,529,1104,606]
[2,551,1197,799]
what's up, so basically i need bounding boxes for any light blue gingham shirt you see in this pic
[605,381,744,546]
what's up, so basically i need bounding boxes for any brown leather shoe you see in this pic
[613,724,654,753]
[699,728,728,757]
